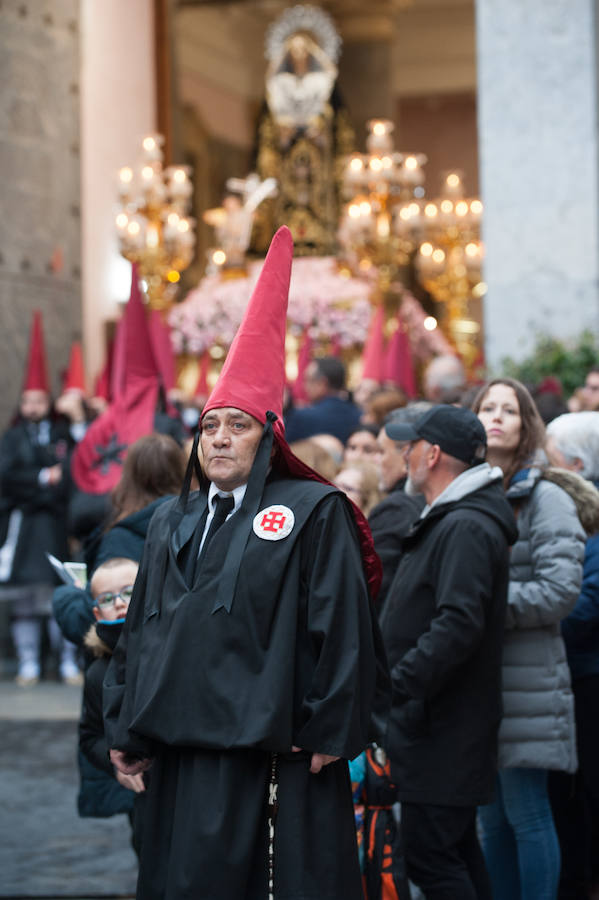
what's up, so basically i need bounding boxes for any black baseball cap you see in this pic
[385,404,487,466]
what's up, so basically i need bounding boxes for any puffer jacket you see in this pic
[557,475,599,680]
[498,467,586,772]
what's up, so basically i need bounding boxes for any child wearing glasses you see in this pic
[79,557,146,854]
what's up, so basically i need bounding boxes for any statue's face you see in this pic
[288,35,309,64]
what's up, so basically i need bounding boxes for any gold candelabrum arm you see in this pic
[115,134,196,310]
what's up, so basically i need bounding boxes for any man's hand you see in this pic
[292,746,340,774]
[43,464,63,485]
[110,748,153,776]
[115,769,146,793]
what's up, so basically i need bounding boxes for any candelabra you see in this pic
[415,171,485,368]
[338,119,427,295]
[115,134,196,309]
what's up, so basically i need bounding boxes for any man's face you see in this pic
[200,407,263,491]
[377,429,407,492]
[582,372,599,410]
[405,439,432,495]
[20,390,50,422]
[304,362,327,403]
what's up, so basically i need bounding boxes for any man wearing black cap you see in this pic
[380,404,518,900]
[368,405,428,611]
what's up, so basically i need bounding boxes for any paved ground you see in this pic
[0,679,137,898]
[0,680,423,900]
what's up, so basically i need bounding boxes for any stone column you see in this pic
[0,2,81,428]
[476,0,599,367]
[80,0,156,385]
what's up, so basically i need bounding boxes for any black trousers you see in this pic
[401,802,493,900]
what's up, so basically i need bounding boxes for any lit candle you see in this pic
[376,212,390,239]
[168,166,193,200]
[444,172,463,197]
[118,167,133,198]
[146,223,159,249]
[366,119,394,154]
[163,211,180,241]
[126,219,144,250]
[141,134,164,162]
[346,156,365,186]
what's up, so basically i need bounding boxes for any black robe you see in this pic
[104,473,388,899]
[0,417,71,586]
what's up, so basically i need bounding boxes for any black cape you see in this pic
[104,473,388,899]
[0,417,71,585]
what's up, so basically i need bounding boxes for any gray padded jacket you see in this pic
[498,468,585,772]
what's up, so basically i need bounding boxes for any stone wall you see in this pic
[0,0,81,429]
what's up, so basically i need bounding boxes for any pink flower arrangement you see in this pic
[169,257,374,355]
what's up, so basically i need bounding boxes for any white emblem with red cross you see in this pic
[253,505,295,541]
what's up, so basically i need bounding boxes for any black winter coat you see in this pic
[368,480,424,611]
[0,418,71,585]
[380,468,518,807]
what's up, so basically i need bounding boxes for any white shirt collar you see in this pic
[208,481,247,514]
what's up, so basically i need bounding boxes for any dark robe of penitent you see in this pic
[104,467,388,900]
[104,224,389,900]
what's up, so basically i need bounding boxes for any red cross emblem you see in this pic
[260,511,287,532]
[253,505,295,541]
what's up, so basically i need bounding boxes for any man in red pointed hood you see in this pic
[105,226,389,900]
[71,266,185,500]
[0,311,81,686]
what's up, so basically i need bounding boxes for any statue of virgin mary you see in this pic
[251,5,354,257]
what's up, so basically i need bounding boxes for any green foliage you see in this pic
[501,330,599,397]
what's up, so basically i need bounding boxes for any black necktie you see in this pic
[194,495,235,577]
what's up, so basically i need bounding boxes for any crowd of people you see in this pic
[2,235,599,898]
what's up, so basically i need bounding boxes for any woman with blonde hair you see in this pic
[334,460,382,517]
[471,377,585,900]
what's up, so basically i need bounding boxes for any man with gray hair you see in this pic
[546,410,599,481]
[368,405,428,610]
[423,354,466,405]
[545,411,599,899]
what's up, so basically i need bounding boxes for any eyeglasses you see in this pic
[95,585,134,610]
